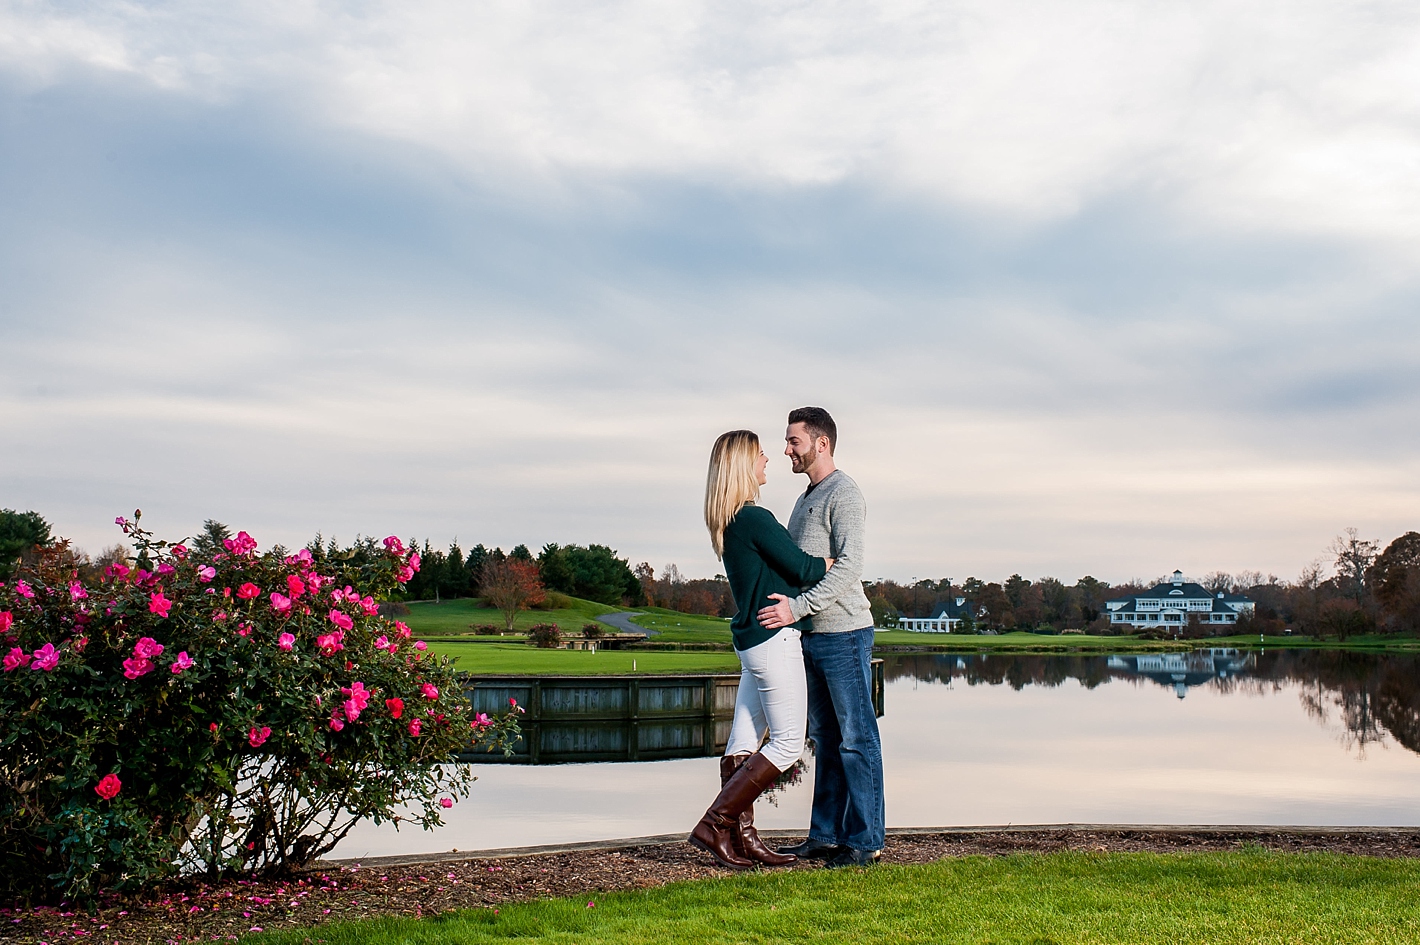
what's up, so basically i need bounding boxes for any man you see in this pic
[758,406,884,867]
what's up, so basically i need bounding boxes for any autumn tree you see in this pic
[481,557,546,631]
[1367,532,1420,635]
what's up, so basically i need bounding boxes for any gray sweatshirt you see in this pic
[786,469,874,633]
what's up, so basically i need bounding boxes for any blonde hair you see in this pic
[705,430,761,558]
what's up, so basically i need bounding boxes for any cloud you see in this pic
[3,1,1420,583]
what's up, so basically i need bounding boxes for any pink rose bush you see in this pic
[0,514,518,902]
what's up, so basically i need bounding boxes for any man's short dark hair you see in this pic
[788,406,837,454]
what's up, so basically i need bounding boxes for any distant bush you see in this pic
[526,623,563,648]
[533,590,574,610]
[582,623,605,639]
[377,601,411,617]
[471,623,505,635]
[0,514,520,902]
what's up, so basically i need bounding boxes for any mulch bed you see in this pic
[6,828,1420,944]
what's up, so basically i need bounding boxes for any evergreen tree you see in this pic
[190,520,232,560]
[0,509,51,572]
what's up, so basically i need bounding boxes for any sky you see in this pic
[3,0,1420,586]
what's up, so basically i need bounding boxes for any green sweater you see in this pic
[722,503,828,651]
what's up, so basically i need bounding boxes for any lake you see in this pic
[335,648,1420,858]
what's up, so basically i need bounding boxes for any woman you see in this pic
[688,430,833,869]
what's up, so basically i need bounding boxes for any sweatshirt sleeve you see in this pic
[748,509,828,587]
[789,483,866,621]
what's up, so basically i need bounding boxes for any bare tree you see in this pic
[1329,527,1379,606]
[1201,571,1233,594]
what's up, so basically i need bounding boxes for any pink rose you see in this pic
[148,592,172,617]
[286,575,306,599]
[413,641,428,652]
[374,635,391,651]
[395,565,414,583]
[383,536,405,555]
[421,682,439,700]
[14,580,33,598]
[95,773,122,800]
[394,621,412,639]
[0,611,11,632]
[342,681,371,721]
[248,726,271,748]
[407,718,422,737]
[329,712,345,732]
[270,593,292,614]
[156,563,176,577]
[408,553,421,572]
[237,582,260,600]
[4,647,32,672]
[439,797,452,809]
[30,643,60,672]
[360,596,379,617]
[316,631,345,656]
[171,544,188,558]
[328,610,354,632]
[197,566,216,582]
[133,637,164,659]
[69,583,88,600]
[473,712,491,728]
[224,531,258,555]
[122,657,154,679]
[278,632,296,651]
[385,697,404,719]
[170,651,194,674]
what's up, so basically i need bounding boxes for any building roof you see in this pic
[929,597,973,619]
[1105,571,1254,609]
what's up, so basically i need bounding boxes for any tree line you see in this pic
[6,510,1420,639]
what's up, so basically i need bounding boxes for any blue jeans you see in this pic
[802,627,885,851]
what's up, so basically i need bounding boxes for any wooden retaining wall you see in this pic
[458,660,884,764]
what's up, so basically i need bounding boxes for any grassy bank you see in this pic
[428,641,741,676]
[869,629,1192,651]
[400,597,617,637]
[246,850,1420,944]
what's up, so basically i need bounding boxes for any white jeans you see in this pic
[724,628,807,772]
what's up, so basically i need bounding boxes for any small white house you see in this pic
[899,597,976,633]
[1104,571,1255,630]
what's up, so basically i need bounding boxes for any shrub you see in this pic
[526,623,563,648]
[581,622,605,639]
[0,514,520,902]
[470,623,506,635]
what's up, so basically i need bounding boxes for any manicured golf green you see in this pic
[245,850,1420,944]
[401,597,617,636]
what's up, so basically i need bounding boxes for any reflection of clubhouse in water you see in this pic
[1107,649,1255,699]
[883,650,1420,759]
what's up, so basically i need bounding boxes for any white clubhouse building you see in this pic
[898,597,976,632]
[1103,571,1255,630]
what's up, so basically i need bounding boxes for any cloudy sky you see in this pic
[3,0,1419,585]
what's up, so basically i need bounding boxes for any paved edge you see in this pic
[596,611,653,636]
[321,824,1420,869]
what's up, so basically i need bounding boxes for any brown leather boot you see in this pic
[690,752,782,869]
[721,754,797,867]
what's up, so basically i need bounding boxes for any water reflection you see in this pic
[884,649,1420,757]
[335,650,1420,858]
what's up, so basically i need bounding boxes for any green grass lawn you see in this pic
[401,597,618,637]
[630,608,735,644]
[428,641,741,676]
[246,850,1420,944]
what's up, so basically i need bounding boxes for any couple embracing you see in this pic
[688,407,885,870]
